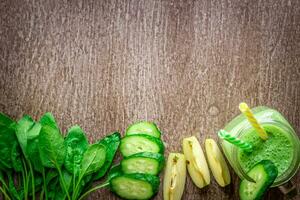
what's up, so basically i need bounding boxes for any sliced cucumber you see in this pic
[121,152,165,175]
[120,134,164,157]
[126,121,161,138]
[110,173,160,200]
[239,160,278,200]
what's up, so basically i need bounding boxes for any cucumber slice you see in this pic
[126,121,161,138]
[121,152,165,175]
[120,134,164,157]
[239,160,278,200]
[110,173,160,200]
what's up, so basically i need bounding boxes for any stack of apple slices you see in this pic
[163,136,231,200]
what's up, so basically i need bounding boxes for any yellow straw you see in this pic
[239,102,268,140]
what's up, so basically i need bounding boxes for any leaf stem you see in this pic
[78,182,109,200]
[72,174,84,200]
[21,158,29,200]
[55,164,71,200]
[21,168,27,200]
[0,185,11,200]
[40,188,44,200]
[17,173,21,189]
[0,175,9,192]
[42,168,48,200]
[27,161,35,200]
[73,161,76,195]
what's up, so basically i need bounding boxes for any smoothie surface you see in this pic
[238,124,294,178]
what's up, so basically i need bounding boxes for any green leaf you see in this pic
[27,138,43,173]
[59,170,72,193]
[82,174,93,188]
[16,115,41,159]
[75,174,93,198]
[57,170,73,200]
[38,113,66,168]
[0,161,5,170]
[0,113,17,169]
[47,176,59,199]
[28,175,43,195]
[35,175,43,189]
[0,112,15,127]
[45,169,58,184]
[94,132,120,180]
[8,172,21,200]
[15,115,43,173]
[48,190,56,199]
[54,188,66,200]
[11,142,23,172]
[0,171,3,181]
[64,125,88,176]
[79,143,106,177]
[42,169,58,200]
[107,164,122,181]
[0,170,8,190]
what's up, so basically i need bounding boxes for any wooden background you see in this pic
[0,0,299,199]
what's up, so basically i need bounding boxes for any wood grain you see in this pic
[0,0,300,199]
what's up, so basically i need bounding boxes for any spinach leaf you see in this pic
[11,143,22,172]
[75,174,93,198]
[28,175,43,195]
[107,164,122,180]
[76,166,120,200]
[39,113,71,199]
[8,172,21,200]
[0,170,8,191]
[59,169,72,193]
[38,113,66,168]
[0,171,4,183]
[48,191,55,200]
[27,138,43,173]
[64,126,88,176]
[47,177,59,200]
[45,170,58,184]
[54,188,66,200]
[0,162,5,171]
[35,176,43,190]
[79,143,106,177]
[0,113,17,169]
[16,115,41,159]
[15,115,43,175]
[94,132,120,180]
[73,143,106,198]
[0,112,15,126]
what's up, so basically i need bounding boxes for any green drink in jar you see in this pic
[219,106,300,189]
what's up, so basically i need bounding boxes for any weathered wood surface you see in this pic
[0,0,299,199]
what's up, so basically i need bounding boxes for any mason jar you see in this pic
[219,106,300,187]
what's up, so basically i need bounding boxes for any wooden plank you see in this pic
[0,0,299,199]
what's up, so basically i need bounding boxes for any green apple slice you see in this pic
[163,153,186,200]
[182,136,210,188]
[205,139,231,187]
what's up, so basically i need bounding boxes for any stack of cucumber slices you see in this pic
[109,121,165,200]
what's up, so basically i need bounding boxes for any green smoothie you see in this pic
[220,106,300,186]
[238,124,294,178]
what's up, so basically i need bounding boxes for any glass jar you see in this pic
[219,106,300,187]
